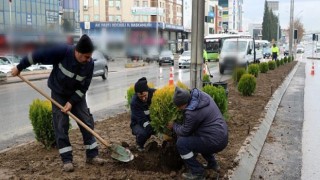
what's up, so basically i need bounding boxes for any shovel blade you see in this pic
[110,144,134,162]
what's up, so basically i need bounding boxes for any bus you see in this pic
[204,34,251,61]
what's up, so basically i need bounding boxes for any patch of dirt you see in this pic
[0,62,297,179]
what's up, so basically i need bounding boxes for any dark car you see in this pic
[158,50,174,66]
[92,50,108,80]
[262,47,271,59]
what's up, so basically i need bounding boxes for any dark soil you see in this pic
[0,61,297,179]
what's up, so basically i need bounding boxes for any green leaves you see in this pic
[238,74,256,96]
[202,85,228,117]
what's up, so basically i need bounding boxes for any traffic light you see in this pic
[313,34,316,41]
[294,30,298,40]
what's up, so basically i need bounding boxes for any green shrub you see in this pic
[291,55,294,61]
[232,67,247,83]
[268,61,276,70]
[276,59,281,67]
[150,82,188,135]
[238,74,256,96]
[284,56,288,63]
[203,74,210,83]
[202,85,228,116]
[248,64,260,77]
[259,62,269,73]
[29,99,55,149]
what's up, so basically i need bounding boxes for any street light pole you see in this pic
[277,12,280,44]
[289,0,294,56]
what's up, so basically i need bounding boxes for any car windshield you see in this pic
[182,51,191,56]
[0,57,11,64]
[6,56,20,63]
[222,41,247,52]
[160,51,172,56]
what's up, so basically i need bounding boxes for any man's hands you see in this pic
[61,102,72,113]
[11,66,20,76]
[167,121,174,130]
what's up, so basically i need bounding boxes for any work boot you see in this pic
[136,144,144,152]
[203,161,220,172]
[63,162,74,172]
[86,157,107,165]
[181,172,206,180]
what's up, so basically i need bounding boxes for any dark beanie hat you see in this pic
[173,87,191,107]
[134,77,149,93]
[76,34,94,53]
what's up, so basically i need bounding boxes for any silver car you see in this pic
[92,50,108,80]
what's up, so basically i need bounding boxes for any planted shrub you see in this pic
[259,62,269,73]
[202,85,228,116]
[291,55,294,61]
[203,74,210,83]
[284,56,288,63]
[268,61,276,70]
[176,80,189,90]
[232,67,247,83]
[238,74,256,96]
[276,59,281,67]
[29,99,55,149]
[150,82,188,135]
[280,59,285,65]
[248,64,260,77]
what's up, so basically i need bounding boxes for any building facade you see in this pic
[79,0,185,53]
[204,0,223,36]
[218,0,243,33]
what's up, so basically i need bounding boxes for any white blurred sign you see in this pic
[131,7,164,16]
[84,22,90,29]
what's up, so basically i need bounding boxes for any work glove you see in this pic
[143,121,154,135]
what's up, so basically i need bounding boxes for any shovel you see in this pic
[18,74,134,163]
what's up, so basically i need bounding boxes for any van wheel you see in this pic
[102,66,108,80]
[219,64,224,74]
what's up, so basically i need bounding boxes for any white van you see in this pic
[219,38,259,74]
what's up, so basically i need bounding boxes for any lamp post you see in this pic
[289,0,294,56]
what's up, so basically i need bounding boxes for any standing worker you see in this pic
[167,87,228,180]
[130,77,156,151]
[11,34,106,172]
[271,43,280,61]
[203,49,208,62]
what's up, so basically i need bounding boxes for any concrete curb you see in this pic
[306,57,320,60]
[227,61,300,180]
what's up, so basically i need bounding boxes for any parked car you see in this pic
[92,50,108,80]
[283,44,289,56]
[143,47,159,62]
[263,47,271,59]
[178,51,191,68]
[0,58,13,73]
[0,55,42,72]
[158,50,174,66]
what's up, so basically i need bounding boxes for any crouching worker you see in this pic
[130,77,156,151]
[11,34,106,172]
[167,87,228,180]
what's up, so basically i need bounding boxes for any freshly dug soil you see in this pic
[0,61,297,179]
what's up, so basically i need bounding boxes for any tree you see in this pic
[262,1,270,41]
[288,18,305,43]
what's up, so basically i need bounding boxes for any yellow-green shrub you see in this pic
[203,74,210,82]
[238,74,256,96]
[150,82,188,135]
[232,67,247,83]
[268,61,276,70]
[259,62,269,73]
[29,99,55,149]
[248,64,260,77]
[202,85,228,116]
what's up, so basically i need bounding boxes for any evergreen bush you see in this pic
[232,67,247,83]
[268,61,276,70]
[259,62,269,73]
[202,85,228,116]
[29,99,55,149]
[248,64,260,77]
[238,74,256,96]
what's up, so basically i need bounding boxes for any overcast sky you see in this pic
[242,0,320,32]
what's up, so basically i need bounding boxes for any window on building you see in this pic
[84,15,90,22]
[115,0,121,8]
[109,15,114,21]
[94,15,100,21]
[209,27,214,34]
[94,0,99,6]
[109,0,114,7]
[143,1,148,7]
[219,22,222,27]
[115,15,121,21]
[84,0,89,6]
[134,1,139,7]
[134,15,140,22]
[223,11,228,15]
[142,16,148,22]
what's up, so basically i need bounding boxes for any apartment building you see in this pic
[79,0,184,53]
[204,0,223,36]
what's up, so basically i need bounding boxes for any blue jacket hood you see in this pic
[186,88,210,111]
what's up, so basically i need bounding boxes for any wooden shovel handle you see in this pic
[18,74,111,147]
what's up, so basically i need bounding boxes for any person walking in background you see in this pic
[272,43,280,61]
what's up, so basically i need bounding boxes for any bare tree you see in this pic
[288,18,305,43]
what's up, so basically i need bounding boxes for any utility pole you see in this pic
[277,12,280,44]
[190,0,205,89]
[289,0,294,56]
